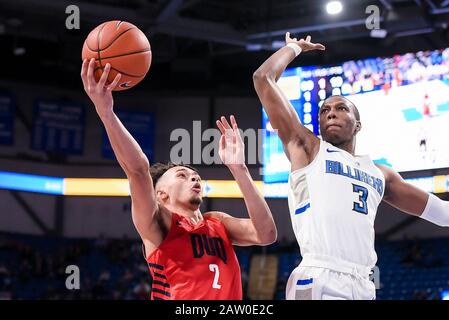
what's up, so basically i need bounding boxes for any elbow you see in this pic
[252,69,263,82]
[126,156,150,176]
[258,228,278,246]
[252,69,271,83]
[268,228,278,244]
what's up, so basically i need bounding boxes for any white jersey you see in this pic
[287,139,385,269]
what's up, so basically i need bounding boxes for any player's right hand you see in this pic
[285,32,325,52]
[81,58,122,119]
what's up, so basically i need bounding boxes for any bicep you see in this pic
[382,167,429,216]
[213,213,260,246]
[128,171,158,239]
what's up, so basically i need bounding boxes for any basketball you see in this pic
[81,20,152,91]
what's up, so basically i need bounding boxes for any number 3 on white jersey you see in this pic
[209,264,222,289]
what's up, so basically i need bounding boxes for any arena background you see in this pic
[1,0,449,300]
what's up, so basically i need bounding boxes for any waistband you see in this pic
[299,253,373,279]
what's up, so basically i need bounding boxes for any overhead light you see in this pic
[271,41,285,49]
[441,290,449,300]
[370,29,388,38]
[246,44,262,51]
[326,1,343,15]
[395,28,434,38]
[13,47,26,56]
[7,18,23,27]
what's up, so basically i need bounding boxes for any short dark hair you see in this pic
[352,103,361,122]
[150,162,199,188]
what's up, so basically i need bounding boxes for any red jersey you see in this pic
[144,213,242,300]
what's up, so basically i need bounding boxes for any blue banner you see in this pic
[0,94,15,145]
[102,110,154,162]
[0,171,63,195]
[31,100,85,154]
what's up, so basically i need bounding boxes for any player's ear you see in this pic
[355,121,362,133]
[156,189,169,202]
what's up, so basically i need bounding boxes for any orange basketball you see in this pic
[82,20,152,91]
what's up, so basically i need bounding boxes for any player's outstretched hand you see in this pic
[216,115,245,170]
[285,32,325,52]
[81,58,122,119]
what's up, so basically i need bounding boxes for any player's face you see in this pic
[163,167,203,207]
[319,96,360,145]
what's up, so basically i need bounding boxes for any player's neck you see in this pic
[333,139,356,155]
[165,203,202,224]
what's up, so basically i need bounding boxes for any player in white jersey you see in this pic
[253,33,449,300]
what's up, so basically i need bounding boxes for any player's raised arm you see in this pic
[377,164,449,226]
[253,33,324,164]
[81,58,158,241]
[210,116,277,246]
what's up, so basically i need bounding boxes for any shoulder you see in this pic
[374,164,405,188]
[203,212,232,237]
[203,211,228,222]
[375,164,394,179]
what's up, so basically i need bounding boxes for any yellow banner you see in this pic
[203,180,264,198]
[64,178,130,196]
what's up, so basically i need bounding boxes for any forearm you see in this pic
[252,45,309,147]
[100,111,149,175]
[230,165,277,244]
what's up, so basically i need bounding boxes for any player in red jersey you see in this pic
[81,59,277,300]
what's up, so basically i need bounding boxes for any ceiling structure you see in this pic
[1,0,449,94]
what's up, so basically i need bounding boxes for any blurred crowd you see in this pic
[342,48,449,93]
[0,234,152,300]
[0,233,447,300]
[401,239,444,269]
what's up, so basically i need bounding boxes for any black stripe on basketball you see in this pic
[94,25,138,71]
[98,27,136,51]
[83,44,101,54]
[95,49,150,61]
[96,23,108,68]
[115,21,123,29]
[84,21,107,52]
[107,59,150,78]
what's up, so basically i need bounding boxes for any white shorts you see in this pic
[285,255,376,300]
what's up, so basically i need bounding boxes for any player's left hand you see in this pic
[216,115,245,170]
[285,32,325,52]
